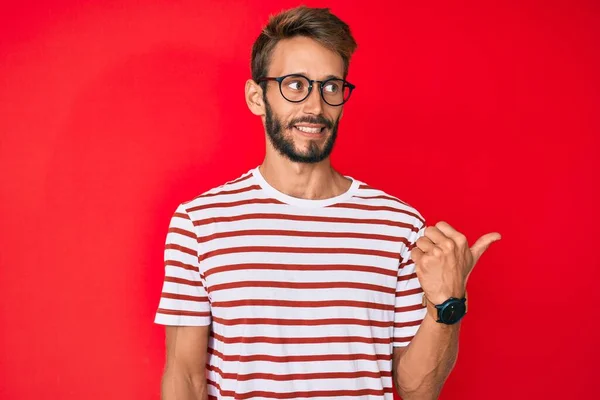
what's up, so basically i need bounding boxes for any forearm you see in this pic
[161,368,207,400]
[394,306,460,399]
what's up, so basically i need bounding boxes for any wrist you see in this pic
[425,303,451,327]
[424,291,469,324]
[422,290,468,308]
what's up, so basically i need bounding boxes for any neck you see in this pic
[259,154,352,200]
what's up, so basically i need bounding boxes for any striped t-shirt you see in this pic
[155,166,427,400]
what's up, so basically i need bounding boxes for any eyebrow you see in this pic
[289,72,344,80]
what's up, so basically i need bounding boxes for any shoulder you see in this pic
[351,179,426,230]
[178,168,258,213]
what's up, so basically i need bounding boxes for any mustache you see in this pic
[287,115,334,130]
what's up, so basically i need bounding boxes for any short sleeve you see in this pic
[393,217,427,347]
[154,204,212,326]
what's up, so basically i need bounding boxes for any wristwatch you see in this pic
[435,297,467,325]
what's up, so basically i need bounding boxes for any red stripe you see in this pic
[197,228,410,245]
[400,259,415,268]
[207,363,391,381]
[188,198,283,212]
[165,243,196,257]
[167,227,195,239]
[393,319,423,328]
[160,292,208,302]
[200,245,399,262]
[211,298,394,311]
[193,184,261,199]
[396,287,423,297]
[165,260,198,272]
[173,212,191,220]
[211,331,392,345]
[209,280,395,294]
[393,336,415,343]
[193,213,418,230]
[354,193,410,205]
[204,262,396,278]
[207,378,393,399]
[164,276,204,287]
[395,303,426,313]
[157,308,210,317]
[330,202,423,219]
[398,272,417,282]
[208,347,392,362]
[354,193,410,203]
[225,173,253,186]
[211,316,393,328]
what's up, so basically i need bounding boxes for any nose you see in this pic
[302,83,324,115]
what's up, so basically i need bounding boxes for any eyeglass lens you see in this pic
[280,75,351,106]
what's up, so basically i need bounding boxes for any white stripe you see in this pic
[161,281,207,296]
[209,374,393,394]
[194,201,419,222]
[200,252,399,271]
[209,341,392,357]
[206,356,393,375]
[207,267,397,287]
[207,287,396,305]
[158,297,210,312]
[214,304,393,321]
[210,322,394,339]
[154,313,210,326]
[202,234,403,254]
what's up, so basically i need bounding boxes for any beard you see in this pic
[264,96,340,164]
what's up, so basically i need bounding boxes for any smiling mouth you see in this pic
[293,125,326,134]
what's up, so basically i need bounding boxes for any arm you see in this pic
[392,305,459,399]
[161,325,210,400]
[393,220,500,399]
[156,204,213,399]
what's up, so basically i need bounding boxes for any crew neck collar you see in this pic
[252,166,360,208]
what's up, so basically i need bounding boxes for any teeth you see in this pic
[295,126,321,133]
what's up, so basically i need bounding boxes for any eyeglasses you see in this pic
[257,74,356,106]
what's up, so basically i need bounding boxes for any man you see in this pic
[155,6,500,400]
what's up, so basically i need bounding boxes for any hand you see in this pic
[410,221,501,306]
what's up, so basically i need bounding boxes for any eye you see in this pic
[323,81,340,93]
[287,80,305,91]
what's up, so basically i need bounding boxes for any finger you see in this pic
[410,247,424,264]
[470,232,502,263]
[424,225,448,244]
[425,225,455,252]
[415,236,435,253]
[435,221,468,248]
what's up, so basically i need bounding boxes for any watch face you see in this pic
[440,300,466,324]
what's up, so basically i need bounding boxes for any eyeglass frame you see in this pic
[256,73,356,107]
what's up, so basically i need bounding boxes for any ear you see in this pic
[245,79,265,116]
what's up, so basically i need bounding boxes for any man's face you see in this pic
[261,36,345,164]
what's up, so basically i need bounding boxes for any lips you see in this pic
[294,125,324,134]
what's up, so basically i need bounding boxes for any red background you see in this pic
[1,1,599,399]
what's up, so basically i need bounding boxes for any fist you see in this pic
[410,221,501,305]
